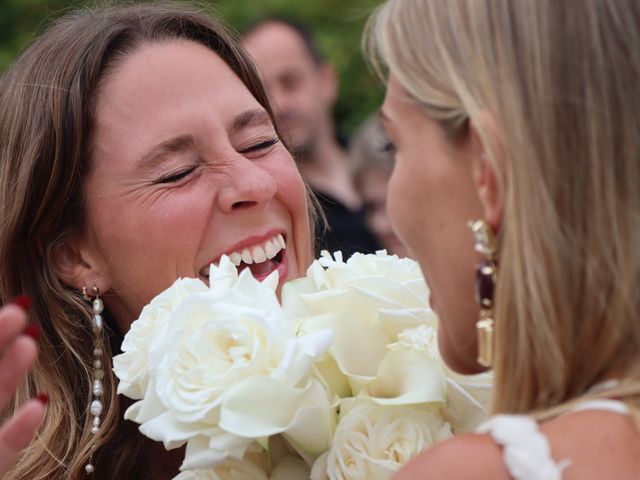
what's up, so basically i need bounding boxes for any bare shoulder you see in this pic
[394,433,511,480]
[541,409,640,479]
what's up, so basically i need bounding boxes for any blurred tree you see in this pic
[0,0,81,69]
[0,0,384,137]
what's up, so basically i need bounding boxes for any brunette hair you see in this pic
[0,3,281,478]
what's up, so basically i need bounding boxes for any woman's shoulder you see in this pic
[540,406,640,479]
[396,405,640,480]
[396,412,563,480]
[394,432,511,480]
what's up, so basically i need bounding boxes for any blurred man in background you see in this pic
[242,18,380,256]
[349,115,409,258]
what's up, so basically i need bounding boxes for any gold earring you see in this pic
[468,220,497,368]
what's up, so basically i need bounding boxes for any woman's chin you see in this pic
[441,348,489,374]
[438,328,489,375]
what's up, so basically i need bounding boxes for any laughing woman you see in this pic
[367,0,640,478]
[0,4,314,479]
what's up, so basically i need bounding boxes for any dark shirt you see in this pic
[313,189,382,258]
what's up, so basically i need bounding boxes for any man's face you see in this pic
[243,22,336,154]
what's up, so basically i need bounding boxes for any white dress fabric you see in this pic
[475,399,629,480]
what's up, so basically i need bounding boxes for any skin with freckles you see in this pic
[68,40,312,333]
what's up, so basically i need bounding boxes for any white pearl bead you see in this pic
[93,379,103,397]
[92,298,104,314]
[93,416,100,427]
[93,314,103,331]
[90,400,103,416]
[93,348,102,356]
[94,359,102,369]
[91,426,99,434]
[85,464,94,473]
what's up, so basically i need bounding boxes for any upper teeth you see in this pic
[228,234,286,267]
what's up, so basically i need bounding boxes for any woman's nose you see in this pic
[216,156,278,213]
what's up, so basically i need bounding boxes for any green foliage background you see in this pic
[0,0,385,137]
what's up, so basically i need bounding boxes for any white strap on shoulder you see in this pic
[568,398,629,415]
[476,415,570,480]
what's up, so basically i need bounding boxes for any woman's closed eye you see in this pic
[152,165,198,184]
[150,136,280,184]
[237,136,280,155]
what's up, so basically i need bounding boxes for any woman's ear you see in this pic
[52,236,108,293]
[469,114,505,232]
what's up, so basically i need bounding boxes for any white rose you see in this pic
[388,324,439,358]
[282,251,447,405]
[119,258,334,469]
[282,251,428,333]
[171,440,310,480]
[310,399,452,480]
[172,457,268,480]
[113,277,208,399]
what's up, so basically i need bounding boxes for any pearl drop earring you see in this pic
[82,285,105,475]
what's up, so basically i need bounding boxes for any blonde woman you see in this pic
[368,0,640,478]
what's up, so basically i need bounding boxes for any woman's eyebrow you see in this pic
[137,134,197,173]
[228,109,271,136]
[136,109,271,173]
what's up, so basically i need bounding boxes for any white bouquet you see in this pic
[113,251,492,479]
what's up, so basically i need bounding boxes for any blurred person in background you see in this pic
[242,18,381,257]
[349,115,408,257]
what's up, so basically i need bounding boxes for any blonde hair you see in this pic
[367,0,640,415]
[0,4,281,478]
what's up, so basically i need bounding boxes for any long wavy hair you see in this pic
[367,0,640,416]
[0,3,295,478]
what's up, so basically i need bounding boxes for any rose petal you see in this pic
[180,432,254,470]
[271,330,334,386]
[220,377,333,454]
[299,313,389,378]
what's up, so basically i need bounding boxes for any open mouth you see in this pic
[201,233,286,280]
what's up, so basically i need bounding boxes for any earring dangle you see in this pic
[468,219,498,368]
[82,286,104,475]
